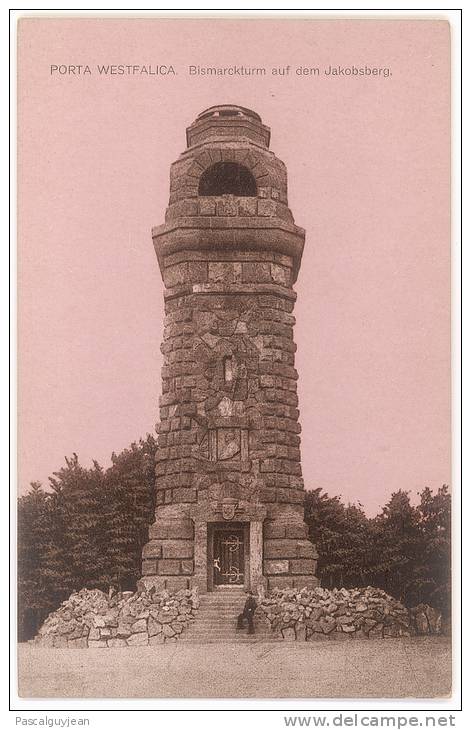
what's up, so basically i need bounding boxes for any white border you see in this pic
[6,4,463,725]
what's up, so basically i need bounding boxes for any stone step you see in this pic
[183,635,283,642]
[198,605,246,610]
[181,635,278,646]
[199,598,247,603]
[198,603,246,607]
[196,604,261,608]
[189,622,268,628]
[190,623,267,630]
[189,628,269,634]
[180,591,271,644]
[190,608,265,622]
[199,596,248,601]
[189,635,273,639]
[181,636,274,643]
[198,604,250,609]
[193,605,263,611]
[188,630,270,639]
[190,620,268,627]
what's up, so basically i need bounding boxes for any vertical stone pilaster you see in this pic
[193,520,208,593]
[250,521,265,591]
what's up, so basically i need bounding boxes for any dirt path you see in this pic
[17,637,451,699]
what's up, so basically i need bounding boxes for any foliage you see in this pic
[304,485,451,615]
[103,435,156,591]
[304,488,377,589]
[17,435,156,640]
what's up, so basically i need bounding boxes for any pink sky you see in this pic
[18,19,450,515]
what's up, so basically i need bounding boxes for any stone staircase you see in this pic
[181,589,281,644]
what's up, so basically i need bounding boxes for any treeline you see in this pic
[18,433,451,640]
[17,436,157,640]
[304,486,451,615]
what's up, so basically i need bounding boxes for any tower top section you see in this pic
[186,105,271,149]
[153,104,306,282]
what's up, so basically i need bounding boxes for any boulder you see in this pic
[321,617,337,634]
[148,617,163,636]
[131,618,147,633]
[149,634,165,645]
[88,639,107,648]
[116,623,131,638]
[127,632,149,646]
[368,624,384,639]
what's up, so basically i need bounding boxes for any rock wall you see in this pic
[257,586,443,640]
[32,585,445,648]
[33,587,199,648]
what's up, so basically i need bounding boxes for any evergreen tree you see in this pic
[47,454,108,593]
[304,488,376,588]
[305,485,451,614]
[17,482,52,639]
[372,490,423,604]
[417,484,451,614]
[103,435,157,590]
[17,435,157,639]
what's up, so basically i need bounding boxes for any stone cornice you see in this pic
[163,282,297,302]
[153,217,305,282]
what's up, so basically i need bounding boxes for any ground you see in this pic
[18,637,451,699]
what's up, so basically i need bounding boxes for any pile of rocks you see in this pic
[257,586,417,640]
[34,586,199,648]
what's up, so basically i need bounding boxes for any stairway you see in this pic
[181,588,281,644]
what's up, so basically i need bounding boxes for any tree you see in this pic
[305,485,451,615]
[47,454,108,593]
[17,482,52,640]
[103,435,157,590]
[17,434,157,640]
[417,485,451,614]
[304,488,377,589]
[372,490,423,604]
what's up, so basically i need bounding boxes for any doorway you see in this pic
[208,523,249,590]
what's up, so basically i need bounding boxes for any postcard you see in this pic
[16,15,452,704]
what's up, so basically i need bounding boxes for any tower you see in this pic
[140,105,318,593]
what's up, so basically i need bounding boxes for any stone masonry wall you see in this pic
[141,105,318,591]
[142,276,317,589]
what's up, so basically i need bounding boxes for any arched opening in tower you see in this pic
[198,162,257,197]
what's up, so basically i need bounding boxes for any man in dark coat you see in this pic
[237,591,257,634]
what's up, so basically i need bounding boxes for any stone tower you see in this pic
[140,104,318,594]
